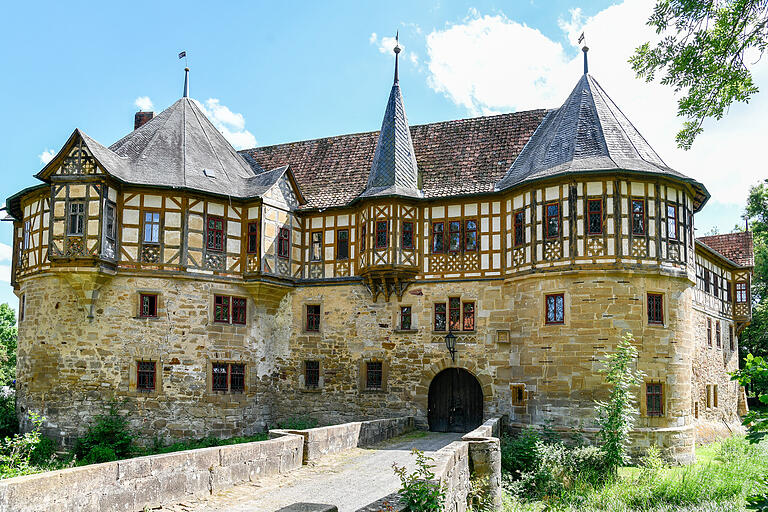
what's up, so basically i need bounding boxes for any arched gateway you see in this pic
[427,368,484,432]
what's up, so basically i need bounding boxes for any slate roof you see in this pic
[697,232,754,267]
[495,74,709,210]
[242,109,548,210]
[361,77,421,199]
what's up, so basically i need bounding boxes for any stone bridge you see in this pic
[0,416,505,512]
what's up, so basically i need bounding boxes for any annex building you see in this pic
[6,44,754,463]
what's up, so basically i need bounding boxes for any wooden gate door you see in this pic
[427,368,483,432]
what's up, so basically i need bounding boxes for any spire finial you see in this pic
[393,31,401,84]
[578,32,589,75]
[183,67,190,97]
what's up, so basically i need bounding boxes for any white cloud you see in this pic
[38,149,55,165]
[0,265,10,284]
[371,33,402,54]
[134,96,154,111]
[194,98,257,150]
[369,32,378,44]
[424,0,768,209]
[0,243,11,262]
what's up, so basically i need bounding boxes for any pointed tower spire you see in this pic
[360,33,422,199]
[183,67,190,98]
[579,32,589,75]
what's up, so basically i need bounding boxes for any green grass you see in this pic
[502,436,768,512]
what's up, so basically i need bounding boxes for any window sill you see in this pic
[394,329,418,334]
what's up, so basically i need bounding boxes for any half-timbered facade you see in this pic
[6,49,753,462]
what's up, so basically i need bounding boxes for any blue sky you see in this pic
[1,0,765,311]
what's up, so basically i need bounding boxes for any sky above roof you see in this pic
[0,0,765,310]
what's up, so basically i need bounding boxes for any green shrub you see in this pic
[72,403,134,463]
[566,445,611,488]
[0,413,43,478]
[0,393,17,439]
[392,448,445,512]
[29,436,56,466]
[500,429,542,478]
[276,417,319,430]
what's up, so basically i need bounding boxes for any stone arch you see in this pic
[415,357,494,418]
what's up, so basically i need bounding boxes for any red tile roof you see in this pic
[697,231,754,267]
[241,109,548,210]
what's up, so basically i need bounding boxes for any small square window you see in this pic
[306,304,321,332]
[400,306,412,330]
[305,360,320,389]
[545,293,564,324]
[139,293,158,318]
[137,361,156,392]
[647,293,663,324]
[366,362,383,390]
[646,383,663,416]
[211,362,245,393]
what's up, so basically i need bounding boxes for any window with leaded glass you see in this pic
[214,295,230,323]
[247,222,258,254]
[206,215,224,252]
[667,204,678,239]
[464,220,477,251]
[631,199,645,235]
[305,360,320,388]
[278,227,290,259]
[375,221,388,249]
[139,293,157,318]
[431,222,445,253]
[545,293,564,324]
[514,210,525,246]
[230,364,245,392]
[402,221,414,250]
[68,201,85,235]
[713,273,720,298]
[212,363,228,391]
[647,293,663,324]
[716,320,721,348]
[434,303,446,331]
[366,362,383,390]
[232,297,247,325]
[143,211,161,244]
[729,326,734,351]
[22,220,30,251]
[707,318,712,346]
[448,221,461,252]
[646,383,663,416]
[448,297,461,331]
[546,202,560,239]
[104,201,117,249]
[310,232,322,261]
[462,302,475,331]
[703,269,711,293]
[587,199,602,235]
[400,306,412,330]
[736,282,747,303]
[360,224,366,251]
[137,361,156,392]
[306,304,320,332]
[336,229,349,260]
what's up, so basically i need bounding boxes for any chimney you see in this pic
[134,111,154,130]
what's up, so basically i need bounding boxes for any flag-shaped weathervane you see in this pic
[178,51,186,59]
[578,32,585,45]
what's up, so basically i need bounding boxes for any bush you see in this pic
[0,413,43,478]
[392,449,445,512]
[276,417,319,430]
[567,445,612,488]
[29,436,56,466]
[501,428,542,478]
[0,393,17,439]
[72,404,134,463]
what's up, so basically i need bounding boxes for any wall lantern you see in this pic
[444,328,457,362]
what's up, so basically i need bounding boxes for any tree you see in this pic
[631,1,768,149]
[740,180,768,370]
[0,304,17,387]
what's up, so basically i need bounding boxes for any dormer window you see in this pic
[203,169,216,178]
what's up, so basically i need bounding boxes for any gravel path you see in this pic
[157,431,462,512]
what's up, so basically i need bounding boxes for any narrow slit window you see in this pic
[402,222,414,250]
[336,229,349,260]
[431,222,445,253]
[305,360,320,388]
[646,383,663,417]
[545,293,565,324]
[143,211,161,244]
[366,362,383,390]
[448,297,461,331]
[632,199,645,235]
[137,361,156,392]
[514,210,525,246]
[277,227,290,259]
[716,320,721,348]
[247,222,259,254]
[449,221,461,252]
[464,220,477,251]
[729,326,734,351]
[707,318,712,346]
[375,221,388,249]
[587,199,603,235]
[546,202,560,239]
[360,224,366,252]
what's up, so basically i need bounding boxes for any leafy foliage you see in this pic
[392,448,446,512]
[72,403,134,463]
[0,304,17,386]
[0,413,44,478]
[631,1,768,149]
[275,417,319,430]
[0,393,17,439]
[595,332,644,474]
[741,180,768,375]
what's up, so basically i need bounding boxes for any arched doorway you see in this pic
[428,368,483,432]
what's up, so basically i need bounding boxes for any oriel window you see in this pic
[305,360,320,388]
[462,302,475,331]
[464,220,478,251]
[366,362,383,390]
[375,221,388,249]
[514,210,525,246]
[434,303,447,331]
[400,306,412,330]
[545,293,565,324]
[449,221,461,252]
[143,211,161,244]
[310,232,322,261]
[587,199,603,235]
[646,383,663,416]
[139,293,158,318]
[137,361,156,392]
[546,202,560,239]
[206,215,225,252]
[667,204,678,240]
[278,227,290,259]
[247,222,259,254]
[402,221,414,250]
[735,282,748,303]
[647,293,663,325]
[306,304,320,332]
[68,201,85,236]
[431,222,445,253]
[336,229,349,260]
[631,199,645,235]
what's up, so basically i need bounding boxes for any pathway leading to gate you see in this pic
[157,431,462,512]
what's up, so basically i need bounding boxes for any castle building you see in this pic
[6,44,753,463]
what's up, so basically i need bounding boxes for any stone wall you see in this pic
[0,433,303,512]
[433,441,471,512]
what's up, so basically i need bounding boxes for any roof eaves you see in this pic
[695,239,751,269]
